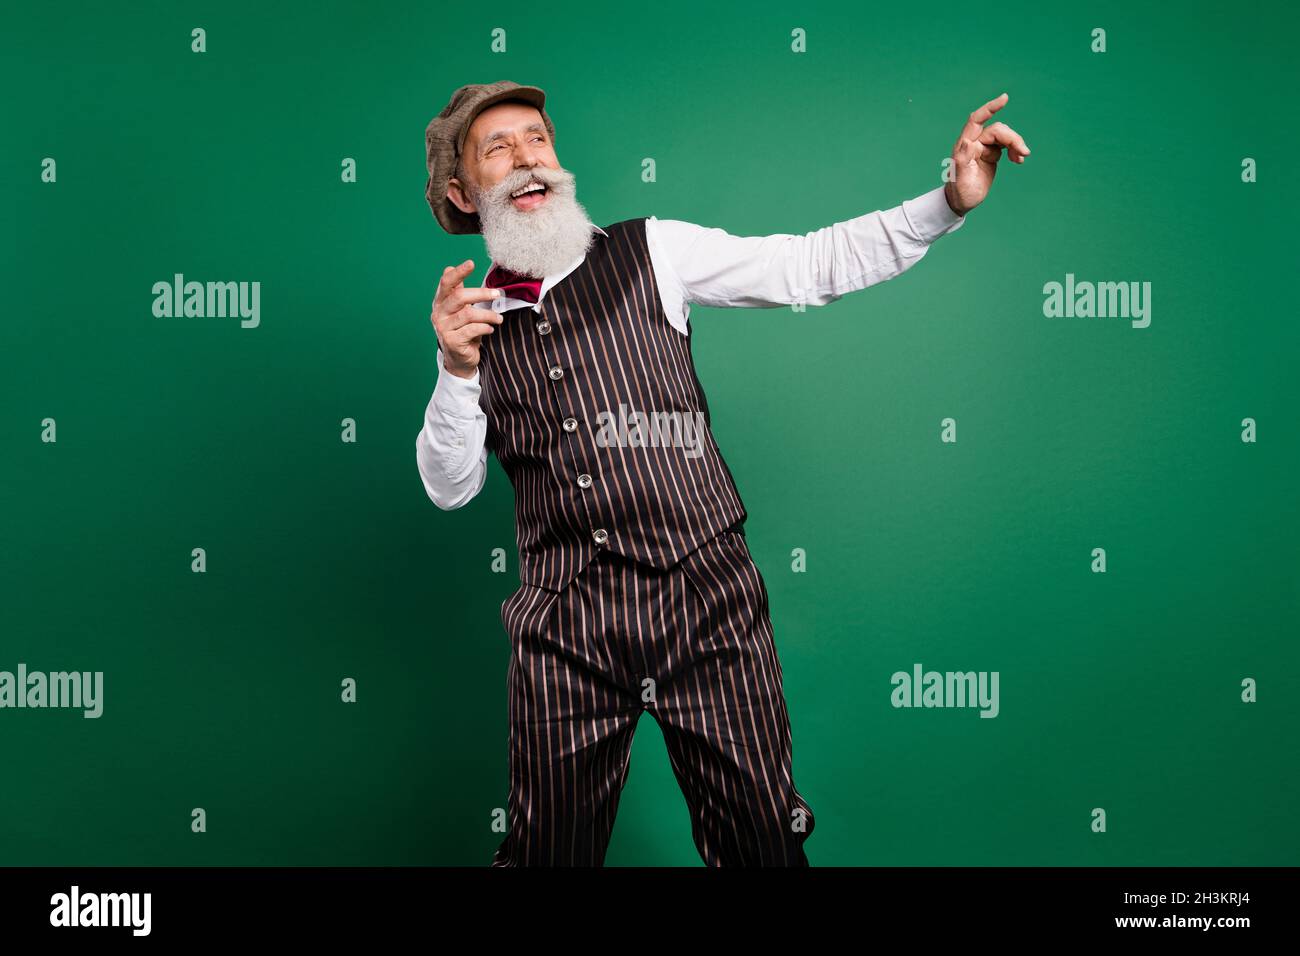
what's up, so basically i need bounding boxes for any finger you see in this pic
[442,285,504,313]
[453,321,498,342]
[975,128,1008,165]
[435,259,476,301]
[443,304,503,331]
[978,122,1031,161]
[960,92,1009,142]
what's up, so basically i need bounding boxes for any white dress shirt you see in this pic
[416,185,965,510]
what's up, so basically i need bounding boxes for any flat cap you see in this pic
[424,81,556,235]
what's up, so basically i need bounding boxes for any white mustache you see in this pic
[489,168,571,204]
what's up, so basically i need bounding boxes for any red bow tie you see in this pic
[484,264,543,304]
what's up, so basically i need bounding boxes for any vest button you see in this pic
[548,366,564,380]
[562,417,578,432]
[536,321,551,335]
[592,528,608,544]
[577,473,592,489]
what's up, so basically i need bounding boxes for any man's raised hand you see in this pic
[944,92,1030,217]
[430,259,504,380]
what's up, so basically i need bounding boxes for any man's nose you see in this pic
[514,142,545,167]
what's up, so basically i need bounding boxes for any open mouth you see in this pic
[509,181,549,210]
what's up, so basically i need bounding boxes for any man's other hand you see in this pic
[944,92,1030,217]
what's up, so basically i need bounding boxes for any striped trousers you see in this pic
[492,528,815,866]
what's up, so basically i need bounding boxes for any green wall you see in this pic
[2,0,1296,865]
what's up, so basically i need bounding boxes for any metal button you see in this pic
[562,417,578,432]
[548,366,564,381]
[577,473,592,489]
[592,528,608,544]
[536,320,551,335]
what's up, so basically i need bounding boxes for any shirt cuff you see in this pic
[433,347,482,414]
[901,186,966,244]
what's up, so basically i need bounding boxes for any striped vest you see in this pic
[477,217,748,593]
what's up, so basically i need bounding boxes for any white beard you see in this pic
[473,165,597,279]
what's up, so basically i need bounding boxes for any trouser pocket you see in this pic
[500,582,563,647]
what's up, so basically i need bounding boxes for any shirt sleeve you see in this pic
[414,347,489,510]
[650,185,965,311]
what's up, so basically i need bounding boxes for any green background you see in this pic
[2,0,1296,866]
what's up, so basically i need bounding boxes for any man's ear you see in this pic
[447,177,476,215]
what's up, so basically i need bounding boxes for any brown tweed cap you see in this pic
[424,81,556,235]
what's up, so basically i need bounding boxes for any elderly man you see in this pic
[417,81,1028,867]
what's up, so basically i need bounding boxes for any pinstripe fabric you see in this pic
[493,529,816,866]
[477,218,748,594]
